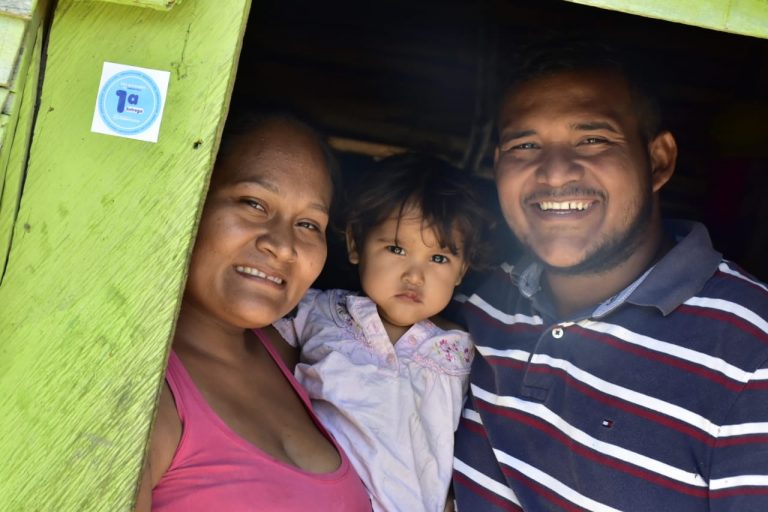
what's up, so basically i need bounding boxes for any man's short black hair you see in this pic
[345,153,495,271]
[500,38,662,143]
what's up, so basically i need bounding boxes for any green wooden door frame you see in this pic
[0,0,251,509]
[567,0,768,39]
[0,0,766,510]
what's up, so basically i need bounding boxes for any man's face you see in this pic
[495,70,667,275]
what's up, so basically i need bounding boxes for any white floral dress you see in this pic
[273,288,474,512]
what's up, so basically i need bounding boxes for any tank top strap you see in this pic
[164,350,197,424]
[251,328,314,412]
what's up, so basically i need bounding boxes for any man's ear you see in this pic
[345,227,359,265]
[649,131,677,193]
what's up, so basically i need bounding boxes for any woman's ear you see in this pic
[345,227,359,265]
[649,131,678,193]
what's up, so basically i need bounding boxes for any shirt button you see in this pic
[552,327,564,339]
[387,354,396,364]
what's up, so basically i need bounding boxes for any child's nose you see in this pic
[402,264,425,286]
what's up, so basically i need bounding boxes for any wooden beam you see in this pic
[565,0,768,39]
[0,0,250,508]
[75,0,183,10]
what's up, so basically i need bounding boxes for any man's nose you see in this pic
[535,147,584,187]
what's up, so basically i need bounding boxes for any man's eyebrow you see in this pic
[573,121,619,133]
[500,129,536,142]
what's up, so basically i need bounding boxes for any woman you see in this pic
[135,115,372,511]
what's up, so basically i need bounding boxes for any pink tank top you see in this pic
[152,330,372,511]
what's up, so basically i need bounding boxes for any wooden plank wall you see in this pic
[567,0,768,39]
[74,0,184,11]
[0,0,251,509]
[0,0,40,276]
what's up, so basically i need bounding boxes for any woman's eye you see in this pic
[431,254,450,264]
[242,198,266,212]
[297,220,321,232]
[386,245,405,256]
[513,142,539,150]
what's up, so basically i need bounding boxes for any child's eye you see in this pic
[431,254,450,264]
[386,245,405,256]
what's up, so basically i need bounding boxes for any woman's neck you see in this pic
[173,300,257,363]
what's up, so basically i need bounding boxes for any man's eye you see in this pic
[512,142,538,150]
[580,137,608,145]
[386,245,405,255]
[431,254,449,264]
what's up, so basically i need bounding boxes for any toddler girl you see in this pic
[274,153,493,512]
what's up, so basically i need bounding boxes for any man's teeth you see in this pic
[235,266,284,284]
[538,201,591,211]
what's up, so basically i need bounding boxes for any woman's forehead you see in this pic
[215,121,330,185]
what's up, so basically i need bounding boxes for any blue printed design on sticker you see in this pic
[98,70,162,135]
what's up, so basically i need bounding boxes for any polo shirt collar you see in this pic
[513,220,721,320]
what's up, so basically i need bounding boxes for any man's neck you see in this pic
[543,229,674,320]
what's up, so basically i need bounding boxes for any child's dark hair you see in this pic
[345,153,495,270]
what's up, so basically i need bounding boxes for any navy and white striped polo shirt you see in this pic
[453,221,768,511]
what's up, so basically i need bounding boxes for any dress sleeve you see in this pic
[272,288,322,348]
[709,356,768,511]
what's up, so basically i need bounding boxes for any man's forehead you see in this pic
[498,70,636,130]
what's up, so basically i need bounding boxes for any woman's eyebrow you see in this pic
[233,176,278,193]
[232,177,329,214]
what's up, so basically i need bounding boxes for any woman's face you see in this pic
[184,119,332,329]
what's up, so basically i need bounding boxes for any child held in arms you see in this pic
[274,153,494,512]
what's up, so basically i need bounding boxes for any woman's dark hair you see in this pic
[345,153,495,270]
[216,110,343,225]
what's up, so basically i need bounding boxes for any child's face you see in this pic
[347,207,467,342]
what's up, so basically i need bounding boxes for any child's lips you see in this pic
[396,291,422,303]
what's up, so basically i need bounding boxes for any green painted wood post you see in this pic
[566,0,768,39]
[0,0,46,279]
[0,0,251,509]
[75,0,184,11]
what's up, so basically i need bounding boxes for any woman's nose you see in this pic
[255,219,297,262]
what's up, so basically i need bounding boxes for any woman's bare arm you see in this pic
[134,382,181,511]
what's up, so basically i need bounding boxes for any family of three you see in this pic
[136,42,768,511]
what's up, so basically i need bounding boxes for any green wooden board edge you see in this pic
[566,0,768,39]
[0,0,250,509]
[74,0,183,11]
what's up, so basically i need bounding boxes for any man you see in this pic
[452,42,768,511]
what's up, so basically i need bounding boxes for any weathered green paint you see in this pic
[0,0,46,276]
[0,16,26,87]
[0,16,43,280]
[0,0,35,19]
[0,0,250,509]
[566,0,768,39]
[76,0,183,11]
